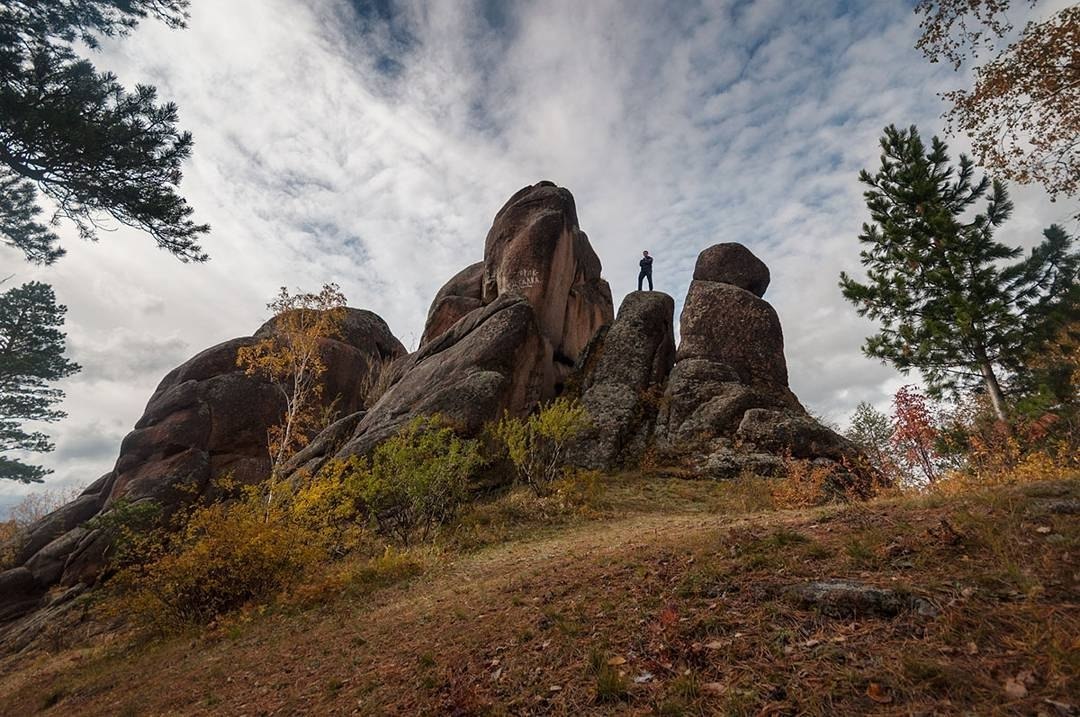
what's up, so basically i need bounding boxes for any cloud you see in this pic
[69,330,189,384]
[1,0,1070,505]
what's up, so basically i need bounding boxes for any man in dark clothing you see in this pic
[638,250,653,291]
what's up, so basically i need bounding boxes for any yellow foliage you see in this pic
[550,468,608,517]
[285,546,424,607]
[931,442,1079,498]
[107,486,322,633]
[769,458,836,509]
[236,283,348,473]
[492,397,591,496]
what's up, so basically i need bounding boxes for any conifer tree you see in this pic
[0,0,207,263]
[0,282,80,482]
[840,125,1080,422]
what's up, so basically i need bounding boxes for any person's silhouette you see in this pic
[638,250,653,291]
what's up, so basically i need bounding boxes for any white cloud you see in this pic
[1,0,1072,510]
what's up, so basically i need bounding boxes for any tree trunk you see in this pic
[978,359,1008,423]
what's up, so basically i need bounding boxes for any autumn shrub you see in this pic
[769,457,843,509]
[550,468,608,515]
[492,397,591,496]
[313,417,484,546]
[0,520,16,568]
[288,460,370,557]
[286,546,424,606]
[107,488,321,633]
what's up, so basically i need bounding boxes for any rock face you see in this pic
[569,291,676,469]
[292,294,550,478]
[290,181,615,477]
[481,181,614,377]
[676,281,788,387]
[419,262,484,347]
[0,308,405,630]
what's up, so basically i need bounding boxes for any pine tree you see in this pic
[0,0,207,263]
[0,282,80,483]
[845,401,897,478]
[840,125,1080,422]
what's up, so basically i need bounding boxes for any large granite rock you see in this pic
[656,243,865,481]
[676,280,788,387]
[693,242,771,297]
[289,182,615,477]
[569,291,676,469]
[0,308,406,633]
[1,191,878,652]
[482,181,613,374]
[420,261,484,347]
[294,293,549,477]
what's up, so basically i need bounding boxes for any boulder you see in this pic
[693,242,771,297]
[570,291,676,469]
[420,262,484,347]
[655,243,869,482]
[676,280,788,387]
[736,408,855,460]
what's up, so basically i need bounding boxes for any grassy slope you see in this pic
[0,477,1077,716]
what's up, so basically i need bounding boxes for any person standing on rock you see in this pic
[638,250,654,291]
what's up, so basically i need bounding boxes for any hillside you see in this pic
[0,476,1076,716]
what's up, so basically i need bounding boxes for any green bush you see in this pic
[346,416,483,545]
[491,397,591,495]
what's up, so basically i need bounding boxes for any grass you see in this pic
[1,475,1077,716]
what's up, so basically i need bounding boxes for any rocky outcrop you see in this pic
[569,291,675,469]
[0,308,406,630]
[654,244,864,481]
[288,181,615,476]
[0,185,874,651]
[318,294,549,473]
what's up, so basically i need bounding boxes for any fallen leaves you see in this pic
[866,682,893,704]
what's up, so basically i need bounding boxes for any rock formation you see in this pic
[0,309,404,637]
[0,181,869,649]
[568,291,676,469]
[565,241,863,482]
[286,181,615,478]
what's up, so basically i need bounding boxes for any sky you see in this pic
[1,0,1075,516]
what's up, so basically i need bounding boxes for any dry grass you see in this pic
[0,475,1077,715]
